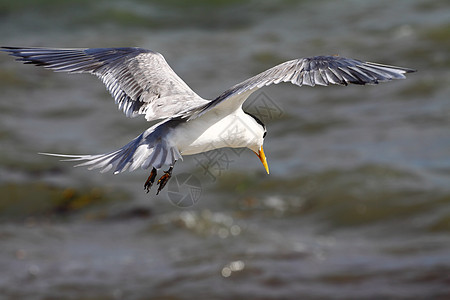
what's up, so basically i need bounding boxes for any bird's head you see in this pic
[245,112,269,174]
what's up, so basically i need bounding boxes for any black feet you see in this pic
[144,167,157,193]
[156,166,173,195]
[143,163,175,195]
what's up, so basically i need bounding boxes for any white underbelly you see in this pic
[169,109,256,156]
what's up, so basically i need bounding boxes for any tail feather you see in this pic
[39,119,182,174]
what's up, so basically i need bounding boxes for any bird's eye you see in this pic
[263,131,267,138]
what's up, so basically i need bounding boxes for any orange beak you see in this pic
[254,146,269,174]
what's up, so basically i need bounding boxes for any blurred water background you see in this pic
[0,0,449,299]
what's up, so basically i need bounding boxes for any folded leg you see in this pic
[156,161,177,195]
[144,167,157,193]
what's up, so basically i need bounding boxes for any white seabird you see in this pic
[1,47,416,194]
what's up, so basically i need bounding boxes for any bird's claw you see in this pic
[156,166,173,195]
[143,163,175,195]
[144,167,157,193]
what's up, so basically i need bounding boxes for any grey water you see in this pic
[0,0,449,299]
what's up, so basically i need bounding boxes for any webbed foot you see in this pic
[156,166,173,195]
[144,167,157,193]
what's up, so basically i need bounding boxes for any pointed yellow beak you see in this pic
[254,146,269,174]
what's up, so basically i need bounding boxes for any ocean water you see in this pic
[0,0,449,299]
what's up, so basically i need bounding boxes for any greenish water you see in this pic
[0,0,449,299]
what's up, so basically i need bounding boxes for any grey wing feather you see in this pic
[1,47,207,121]
[189,55,416,119]
[40,118,183,173]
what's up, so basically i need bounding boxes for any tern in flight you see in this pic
[1,47,415,194]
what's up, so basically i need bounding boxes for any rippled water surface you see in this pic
[1,0,449,299]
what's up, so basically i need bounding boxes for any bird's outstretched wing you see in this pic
[189,55,416,119]
[1,47,207,121]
